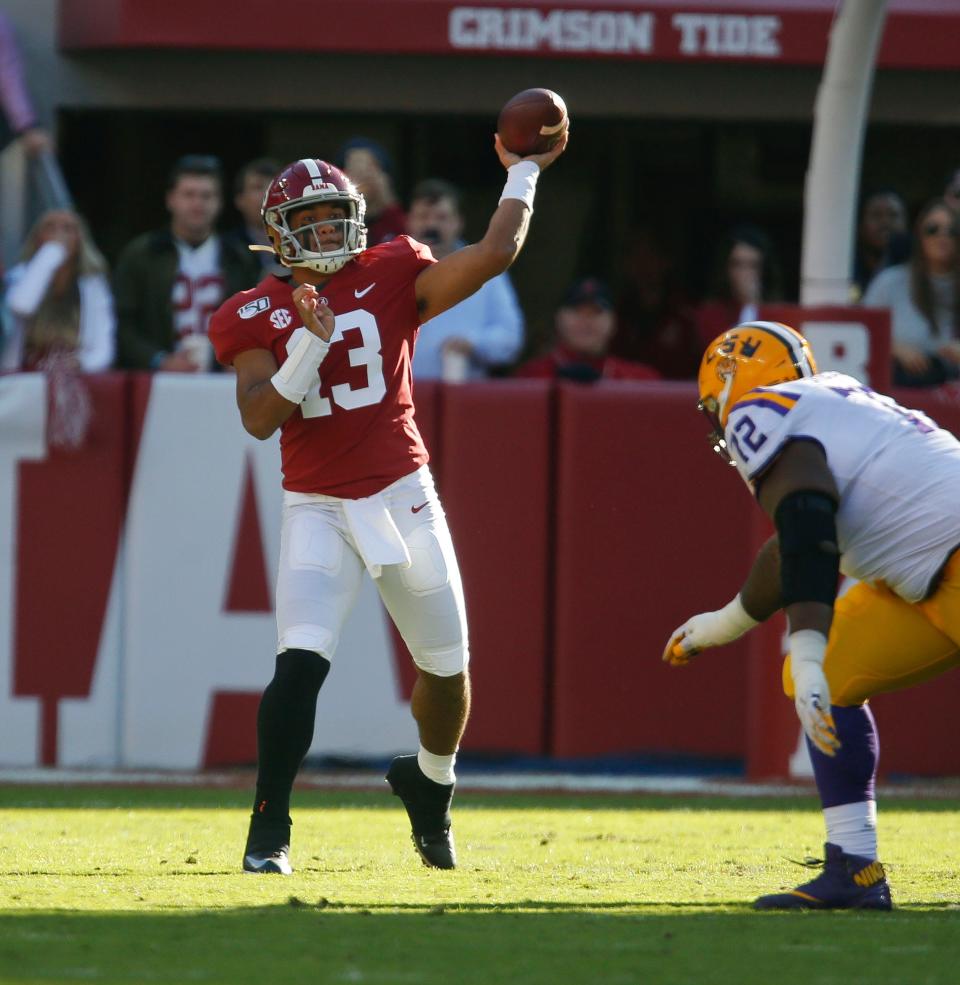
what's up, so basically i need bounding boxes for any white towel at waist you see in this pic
[341,493,411,579]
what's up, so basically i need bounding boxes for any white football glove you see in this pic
[790,629,841,757]
[662,595,758,667]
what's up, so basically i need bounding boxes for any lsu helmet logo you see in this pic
[698,321,817,462]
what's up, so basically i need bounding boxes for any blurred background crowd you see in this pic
[3,3,960,391]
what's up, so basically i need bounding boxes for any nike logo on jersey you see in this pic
[411,502,429,514]
[355,283,376,298]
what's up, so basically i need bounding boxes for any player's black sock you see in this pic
[252,648,330,821]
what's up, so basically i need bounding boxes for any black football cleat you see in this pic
[754,842,892,910]
[242,813,293,875]
[386,755,456,869]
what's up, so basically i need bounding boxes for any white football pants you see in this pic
[275,466,469,677]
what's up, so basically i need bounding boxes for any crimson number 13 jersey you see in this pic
[209,236,436,499]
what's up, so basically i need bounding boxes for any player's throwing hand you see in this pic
[494,131,568,173]
[292,284,335,341]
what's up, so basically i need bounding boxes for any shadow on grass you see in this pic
[1,784,959,814]
[0,904,956,985]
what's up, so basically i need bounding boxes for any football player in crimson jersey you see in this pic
[208,132,567,874]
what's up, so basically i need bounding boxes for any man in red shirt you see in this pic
[517,278,660,382]
[209,133,567,875]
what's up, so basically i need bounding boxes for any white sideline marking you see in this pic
[0,768,955,799]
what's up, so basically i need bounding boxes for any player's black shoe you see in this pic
[753,842,892,910]
[242,813,293,875]
[386,755,456,870]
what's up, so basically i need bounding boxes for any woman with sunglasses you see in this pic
[863,198,960,386]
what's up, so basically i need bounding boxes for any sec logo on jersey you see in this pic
[270,308,293,330]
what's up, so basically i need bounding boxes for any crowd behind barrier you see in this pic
[3,1,960,383]
[3,138,960,387]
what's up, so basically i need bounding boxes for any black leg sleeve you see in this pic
[252,649,330,820]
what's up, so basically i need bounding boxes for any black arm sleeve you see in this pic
[774,490,840,607]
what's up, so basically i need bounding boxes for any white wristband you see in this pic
[271,330,329,404]
[499,161,540,212]
[719,594,760,637]
[789,629,828,668]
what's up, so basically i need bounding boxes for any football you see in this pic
[497,88,568,156]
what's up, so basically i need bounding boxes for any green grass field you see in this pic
[1,783,958,985]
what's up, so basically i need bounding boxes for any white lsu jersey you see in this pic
[725,372,960,603]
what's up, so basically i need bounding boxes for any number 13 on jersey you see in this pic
[285,310,386,418]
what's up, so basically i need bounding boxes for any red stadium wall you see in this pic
[3,367,960,776]
[551,383,753,760]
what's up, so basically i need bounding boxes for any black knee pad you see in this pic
[273,648,331,696]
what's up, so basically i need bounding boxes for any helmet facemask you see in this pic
[264,193,367,276]
[698,359,737,466]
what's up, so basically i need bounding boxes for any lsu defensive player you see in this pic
[664,321,960,910]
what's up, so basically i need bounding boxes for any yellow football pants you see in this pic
[783,551,960,706]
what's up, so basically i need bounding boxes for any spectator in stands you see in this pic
[611,225,701,379]
[113,154,260,372]
[407,178,524,380]
[339,137,407,246]
[516,277,659,382]
[862,198,960,387]
[943,167,960,214]
[228,156,284,276]
[1,208,114,372]
[852,189,909,300]
[0,12,52,156]
[695,224,781,347]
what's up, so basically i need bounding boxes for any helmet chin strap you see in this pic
[717,371,735,426]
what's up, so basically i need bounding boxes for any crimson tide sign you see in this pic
[59,1,960,71]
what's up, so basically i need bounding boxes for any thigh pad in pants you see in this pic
[377,509,469,677]
[275,505,363,659]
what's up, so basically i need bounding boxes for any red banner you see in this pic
[58,1,960,70]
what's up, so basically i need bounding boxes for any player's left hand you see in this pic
[292,284,335,342]
[494,131,569,173]
[662,613,718,666]
[662,602,755,667]
[791,659,841,757]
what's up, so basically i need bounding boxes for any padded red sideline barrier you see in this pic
[439,381,553,755]
[550,382,755,760]
[14,373,128,764]
[10,372,960,774]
